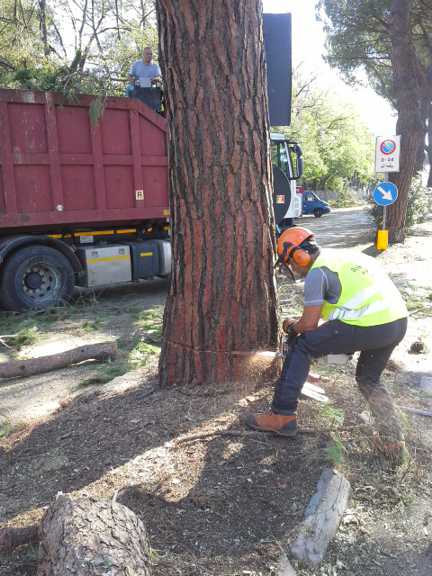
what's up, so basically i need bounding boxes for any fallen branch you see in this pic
[176,430,260,443]
[176,427,318,445]
[0,341,117,380]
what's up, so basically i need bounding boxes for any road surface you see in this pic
[299,206,374,248]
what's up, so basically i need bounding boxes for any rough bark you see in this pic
[387,0,426,243]
[428,101,432,188]
[37,494,152,576]
[0,341,117,379]
[157,0,279,386]
[415,98,429,173]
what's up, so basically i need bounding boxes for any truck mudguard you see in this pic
[0,235,83,274]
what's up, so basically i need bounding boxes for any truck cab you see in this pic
[302,191,331,218]
[270,132,303,234]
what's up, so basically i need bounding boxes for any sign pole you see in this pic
[382,172,388,231]
[374,136,400,251]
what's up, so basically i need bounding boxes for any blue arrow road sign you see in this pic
[373,181,398,206]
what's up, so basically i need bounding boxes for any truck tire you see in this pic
[314,208,323,218]
[0,245,75,311]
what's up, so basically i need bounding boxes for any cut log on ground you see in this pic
[290,467,351,567]
[0,341,117,380]
[37,494,152,576]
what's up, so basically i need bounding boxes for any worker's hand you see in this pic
[282,318,297,333]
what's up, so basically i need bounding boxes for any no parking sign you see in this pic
[375,136,401,173]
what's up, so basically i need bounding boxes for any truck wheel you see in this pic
[313,208,323,218]
[0,246,75,311]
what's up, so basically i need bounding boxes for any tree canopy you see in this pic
[0,0,157,96]
[318,0,432,103]
[318,0,432,241]
[284,72,374,194]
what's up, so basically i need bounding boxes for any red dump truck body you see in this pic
[0,89,169,232]
[0,85,302,312]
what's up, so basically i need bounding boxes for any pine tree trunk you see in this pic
[427,102,432,188]
[387,0,425,243]
[37,495,152,576]
[414,98,428,173]
[157,0,279,386]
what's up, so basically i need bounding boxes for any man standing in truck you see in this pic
[127,46,162,95]
[245,227,409,463]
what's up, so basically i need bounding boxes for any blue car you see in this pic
[302,191,331,218]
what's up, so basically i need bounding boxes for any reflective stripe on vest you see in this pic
[310,251,407,327]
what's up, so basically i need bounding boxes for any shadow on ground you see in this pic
[118,416,326,575]
[0,377,327,576]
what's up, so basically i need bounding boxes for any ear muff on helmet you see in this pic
[279,238,318,269]
[277,227,315,266]
[290,246,312,267]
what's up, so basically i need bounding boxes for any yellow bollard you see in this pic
[376,229,389,250]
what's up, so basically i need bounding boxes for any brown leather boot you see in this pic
[244,412,297,437]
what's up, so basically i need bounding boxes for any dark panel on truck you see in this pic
[263,13,292,127]
[0,89,169,231]
[272,165,292,224]
[130,241,161,280]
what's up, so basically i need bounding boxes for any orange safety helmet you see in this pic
[276,226,315,268]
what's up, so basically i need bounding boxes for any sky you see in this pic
[262,0,397,137]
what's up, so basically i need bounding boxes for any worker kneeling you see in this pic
[245,227,408,462]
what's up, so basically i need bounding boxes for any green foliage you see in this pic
[318,0,432,212]
[0,417,13,439]
[78,362,128,387]
[82,319,102,332]
[320,404,345,427]
[0,320,40,351]
[371,176,432,229]
[317,0,394,101]
[318,0,432,103]
[89,96,106,126]
[129,341,160,368]
[281,73,374,193]
[10,325,39,349]
[0,0,158,99]
[79,305,163,386]
[330,188,359,208]
[325,435,346,466]
[135,306,164,342]
[405,176,432,228]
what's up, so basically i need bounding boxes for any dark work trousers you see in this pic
[272,317,408,441]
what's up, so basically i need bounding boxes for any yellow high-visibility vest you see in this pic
[310,251,407,327]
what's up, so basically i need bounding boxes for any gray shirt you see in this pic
[304,266,342,307]
[129,60,161,87]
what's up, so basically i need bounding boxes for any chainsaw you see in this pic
[279,327,352,365]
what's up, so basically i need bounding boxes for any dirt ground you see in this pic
[1,207,432,576]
